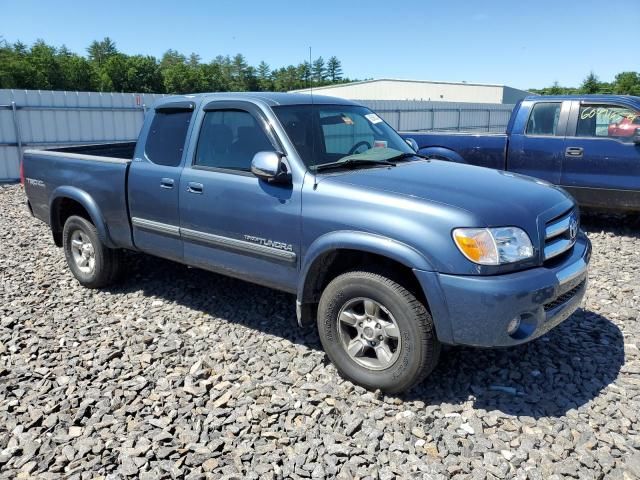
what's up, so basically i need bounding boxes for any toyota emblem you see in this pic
[569,216,578,240]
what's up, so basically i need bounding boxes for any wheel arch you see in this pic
[418,146,467,163]
[296,231,434,327]
[49,186,112,248]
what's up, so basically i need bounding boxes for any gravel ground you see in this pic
[1,183,639,479]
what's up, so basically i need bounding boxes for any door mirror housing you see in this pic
[251,151,291,184]
[634,128,640,145]
[405,137,419,152]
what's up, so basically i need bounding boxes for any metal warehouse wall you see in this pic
[0,90,514,182]
[295,80,530,104]
[0,90,166,181]
[357,100,515,133]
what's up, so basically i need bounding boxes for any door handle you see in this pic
[565,147,584,158]
[160,178,175,189]
[187,182,204,194]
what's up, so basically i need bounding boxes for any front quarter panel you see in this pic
[299,172,479,280]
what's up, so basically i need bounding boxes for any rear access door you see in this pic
[506,100,571,184]
[128,102,196,261]
[560,100,640,210]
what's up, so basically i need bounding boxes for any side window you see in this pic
[145,110,193,167]
[195,110,273,171]
[320,111,374,155]
[526,103,562,136]
[576,104,639,141]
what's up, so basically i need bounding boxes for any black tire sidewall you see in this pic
[318,273,435,393]
[62,216,105,287]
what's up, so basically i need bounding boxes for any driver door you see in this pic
[179,101,302,292]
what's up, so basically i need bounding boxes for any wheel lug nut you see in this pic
[370,341,376,346]
[378,335,383,340]
[375,323,381,329]
[359,322,363,327]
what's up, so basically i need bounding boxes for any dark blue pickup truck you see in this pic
[22,93,590,393]
[402,95,640,211]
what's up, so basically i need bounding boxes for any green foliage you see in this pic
[530,72,640,96]
[0,37,351,94]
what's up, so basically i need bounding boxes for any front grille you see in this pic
[543,208,578,262]
[544,280,586,311]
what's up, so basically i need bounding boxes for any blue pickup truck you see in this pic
[22,93,591,393]
[402,95,640,211]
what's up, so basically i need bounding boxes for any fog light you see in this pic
[507,316,521,335]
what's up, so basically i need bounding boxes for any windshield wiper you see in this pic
[314,158,396,172]
[385,152,429,162]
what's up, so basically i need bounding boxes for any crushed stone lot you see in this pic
[1,183,639,480]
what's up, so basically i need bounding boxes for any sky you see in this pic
[2,0,638,90]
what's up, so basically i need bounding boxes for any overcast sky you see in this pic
[2,0,637,90]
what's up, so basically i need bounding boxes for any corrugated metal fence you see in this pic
[0,90,515,182]
[357,100,515,133]
[0,90,166,181]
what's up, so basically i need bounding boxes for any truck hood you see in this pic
[321,159,574,227]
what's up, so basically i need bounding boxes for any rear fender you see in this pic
[49,186,113,248]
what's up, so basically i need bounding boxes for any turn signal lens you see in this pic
[453,228,498,265]
[453,227,534,265]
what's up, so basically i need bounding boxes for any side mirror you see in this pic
[251,151,291,184]
[405,137,419,152]
[634,128,640,145]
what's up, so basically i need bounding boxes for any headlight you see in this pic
[452,227,534,265]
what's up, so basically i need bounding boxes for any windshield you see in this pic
[272,104,415,169]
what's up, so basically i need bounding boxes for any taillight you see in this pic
[20,159,25,186]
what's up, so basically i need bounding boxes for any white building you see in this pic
[292,78,529,104]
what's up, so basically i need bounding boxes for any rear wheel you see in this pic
[63,215,123,288]
[317,270,440,393]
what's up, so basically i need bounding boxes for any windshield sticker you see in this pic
[341,114,354,125]
[373,140,388,148]
[365,113,383,124]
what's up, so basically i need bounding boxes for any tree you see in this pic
[160,49,186,69]
[124,55,163,93]
[0,38,352,93]
[257,61,272,91]
[87,37,117,66]
[312,56,326,84]
[58,53,97,91]
[581,72,600,94]
[298,61,311,87]
[613,71,640,96]
[326,56,343,82]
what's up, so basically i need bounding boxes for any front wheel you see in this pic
[317,270,440,393]
[63,215,123,288]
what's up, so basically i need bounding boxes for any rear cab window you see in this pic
[525,103,562,136]
[145,109,194,167]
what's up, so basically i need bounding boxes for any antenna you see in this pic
[309,46,314,102]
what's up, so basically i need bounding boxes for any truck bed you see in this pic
[22,142,135,249]
[46,141,137,159]
[401,131,508,170]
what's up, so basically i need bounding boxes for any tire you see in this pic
[317,270,440,393]
[62,215,123,288]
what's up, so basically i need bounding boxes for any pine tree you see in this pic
[312,56,326,84]
[581,72,600,94]
[326,56,343,82]
[87,37,117,66]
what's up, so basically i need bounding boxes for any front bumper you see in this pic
[415,232,591,347]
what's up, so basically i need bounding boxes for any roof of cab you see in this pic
[524,94,640,104]
[154,92,360,109]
